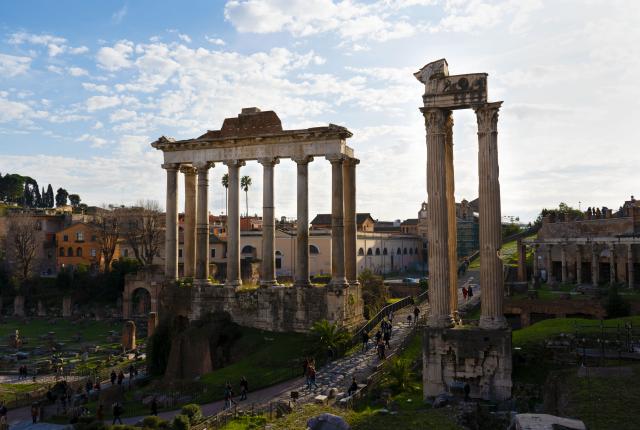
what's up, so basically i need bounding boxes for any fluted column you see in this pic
[181,166,197,278]
[327,154,348,288]
[610,245,617,285]
[225,160,245,287]
[421,107,453,328]
[162,163,180,279]
[546,245,554,284]
[561,245,568,284]
[194,162,211,283]
[343,158,359,285]
[475,102,507,330]
[576,245,582,284]
[444,113,458,315]
[532,245,539,280]
[259,157,279,287]
[592,244,599,285]
[294,156,313,287]
[628,244,635,288]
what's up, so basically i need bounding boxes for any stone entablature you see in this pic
[538,216,636,239]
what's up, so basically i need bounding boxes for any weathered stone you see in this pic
[13,296,25,317]
[307,413,350,430]
[122,320,136,351]
[511,413,586,430]
[148,312,158,338]
[62,296,72,318]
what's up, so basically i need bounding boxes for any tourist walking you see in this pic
[96,404,104,421]
[117,370,125,385]
[302,358,309,377]
[151,397,158,416]
[31,403,38,424]
[413,306,420,324]
[375,329,382,344]
[377,339,386,360]
[468,285,474,298]
[223,383,236,410]
[307,365,319,389]
[361,330,370,351]
[110,370,117,385]
[348,377,359,397]
[462,286,468,300]
[383,329,391,348]
[239,376,249,401]
[112,402,123,425]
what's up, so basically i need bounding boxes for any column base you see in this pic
[194,278,211,287]
[479,315,508,330]
[427,314,455,329]
[423,326,512,401]
[348,280,360,287]
[329,277,349,289]
[259,280,279,287]
[225,279,242,288]
[294,280,312,288]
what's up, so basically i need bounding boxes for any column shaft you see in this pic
[225,160,245,287]
[163,163,179,279]
[592,245,599,285]
[561,245,568,284]
[628,244,635,288]
[610,245,617,285]
[182,166,197,278]
[294,157,312,287]
[576,245,582,284]
[327,154,348,287]
[532,246,538,280]
[343,158,359,285]
[422,108,452,328]
[475,102,507,329]
[546,246,553,284]
[259,158,278,286]
[194,162,211,282]
[444,114,458,315]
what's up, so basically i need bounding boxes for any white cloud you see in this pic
[112,5,128,24]
[76,133,108,148]
[82,83,109,93]
[178,34,192,43]
[86,95,121,112]
[8,31,88,57]
[110,109,137,122]
[0,93,48,123]
[96,40,134,71]
[69,46,90,54]
[205,36,226,46]
[47,65,63,74]
[0,53,31,77]
[68,66,89,77]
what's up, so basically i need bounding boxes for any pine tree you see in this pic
[69,194,81,207]
[55,188,69,207]
[46,184,54,207]
[41,187,46,208]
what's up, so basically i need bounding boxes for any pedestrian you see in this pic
[462,286,468,300]
[413,306,420,324]
[94,381,101,391]
[223,383,236,410]
[85,379,92,394]
[377,339,386,360]
[239,376,248,401]
[383,329,391,348]
[129,364,135,380]
[96,404,104,421]
[31,403,38,424]
[307,366,318,389]
[375,329,382,344]
[468,285,474,298]
[150,397,158,416]
[361,331,370,352]
[302,358,309,377]
[348,377,358,397]
[407,314,412,323]
[117,370,125,385]
[112,402,123,425]
[388,311,394,325]
[110,370,117,386]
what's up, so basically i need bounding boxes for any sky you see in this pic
[0,0,639,223]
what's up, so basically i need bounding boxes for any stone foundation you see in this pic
[423,326,512,401]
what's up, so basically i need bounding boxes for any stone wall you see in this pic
[538,217,634,239]
[504,298,606,327]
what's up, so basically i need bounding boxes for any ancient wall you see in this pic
[538,217,634,239]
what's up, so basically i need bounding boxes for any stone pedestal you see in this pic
[13,296,24,317]
[37,300,46,317]
[62,296,72,318]
[422,327,512,401]
[148,312,158,338]
[122,320,136,351]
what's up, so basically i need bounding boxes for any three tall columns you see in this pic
[475,102,507,330]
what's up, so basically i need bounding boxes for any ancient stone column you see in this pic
[610,245,617,285]
[576,245,582,284]
[475,102,507,330]
[163,163,180,279]
[181,166,197,278]
[148,312,158,338]
[628,244,635,288]
[546,245,554,284]
[294,156,313,287]
[327,154,348,288]
[13,295,24,317]
[532,246,538,280]
[62,296,72,318]
[225,160,245,287]
[561,245,568,284]
[517,240,526,282]
[194,162,211,283]
[343,157,360,285]
[422,107,453,328]
[592,244,600,285]
[259,157,279,287]
[122,321,136,351]
[444,113,458,314]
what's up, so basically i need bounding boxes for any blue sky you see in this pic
[1,0,639,222]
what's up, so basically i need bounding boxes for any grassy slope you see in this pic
[0,318,121,347]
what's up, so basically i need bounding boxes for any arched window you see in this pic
[67,247,73,257]
[397,247,402,255]
[76,247,83,257]
[241,245,255,254]
[275,250,283,256]
[375,248,381,255]
[358,248,365,256]
[59,247,64,257]
[403,248,407,255]
[383,248,388,255]
[309,245,320,254]
[367,248,373,255]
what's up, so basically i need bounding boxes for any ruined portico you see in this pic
[417,59,512,401]
[150,108,364,331]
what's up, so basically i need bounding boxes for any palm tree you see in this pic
[240,175,252,217]
[221,174,229,215]
[310,319,351,358]
[385,358,414,393]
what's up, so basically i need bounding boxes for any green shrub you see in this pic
[172,414,191,430]
[384,358,414,393]
[142,416,168,429]
[180,404,202,424]
[605,284,630,318]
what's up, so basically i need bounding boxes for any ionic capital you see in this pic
[292,155,314,165]
[258,157,280,167]
[193,161,213,173]
[223,160,246,168]
[474,101,502,134]
[161,163,180,171]
[326,153,345,164]
[421,107,449,134]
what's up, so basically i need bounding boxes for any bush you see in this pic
[605,284,630,318]
[180,404,202,424]
[384,358,414,393]
[142,416,168,429]
[172,414,191,430]
[359,269,388,317]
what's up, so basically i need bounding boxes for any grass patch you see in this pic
[386,298,403,305]
[0,318,122,348]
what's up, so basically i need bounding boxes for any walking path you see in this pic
[7,273,481,428]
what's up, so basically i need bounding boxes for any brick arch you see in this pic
[122,272,162,319]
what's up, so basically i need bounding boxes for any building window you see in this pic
[358,248,364,256]
[67,247,73,257]
[59,247,64,257]
[76,247,83,257]
[76,231,84,241]
[91,235,97,241]
[309,245,320,255]
[123,249,129,258]
[367,248,373,256]
[63,235,69,242]
[211,248,216,258]
[403,248,407,255]
[375,248,381,255]
[397,248,402,255]
[409,248,413,255]
[383,248,388,255]
[242,245,255,254]
[178,249,183,258]
[90,249,97,257]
